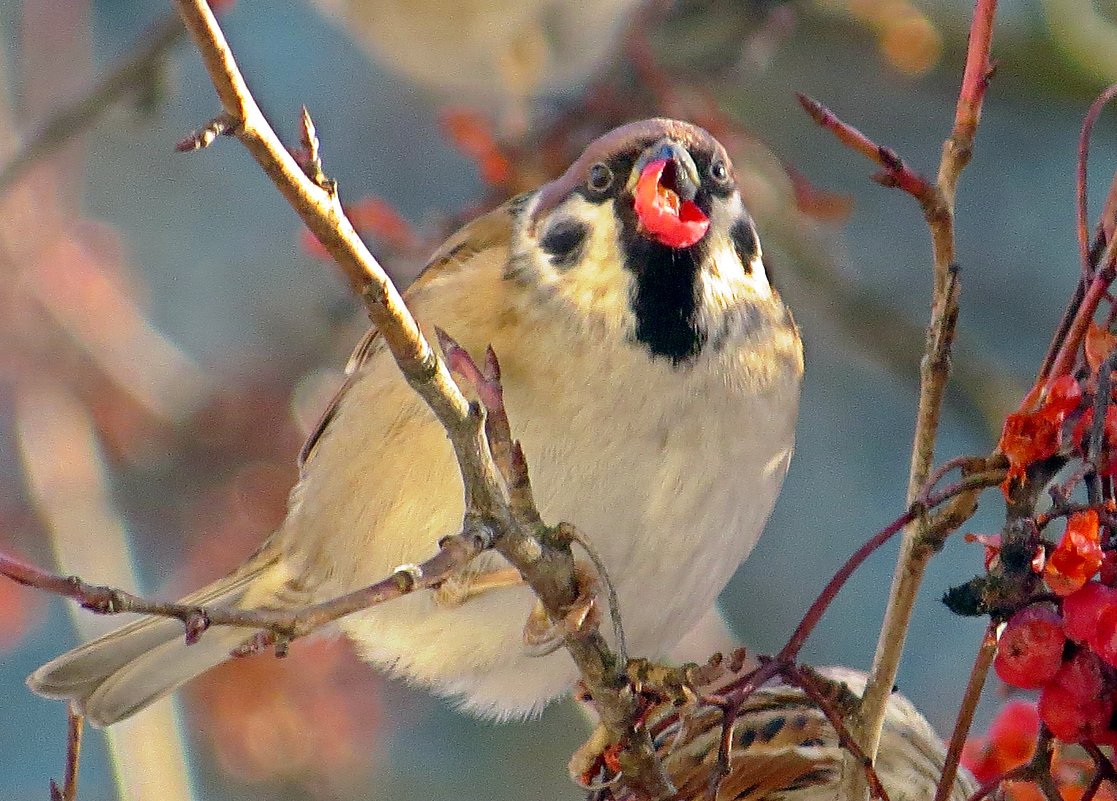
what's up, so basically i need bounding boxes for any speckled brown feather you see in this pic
[298,198,520,469]
[643,668,976,801]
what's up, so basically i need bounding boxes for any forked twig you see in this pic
[0,530,489,647]
[797,0,1000,768]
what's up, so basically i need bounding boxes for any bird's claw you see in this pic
[522,560,601,656]
[568,723,623,789]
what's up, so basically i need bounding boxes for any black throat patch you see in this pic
[625,238,706,365]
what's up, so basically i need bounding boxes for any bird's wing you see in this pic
[298,196,524,470]
[663,691,840,801]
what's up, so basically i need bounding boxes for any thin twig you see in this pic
[777,508,916,663]
[436,332,627,661]
[933,624,997,801]
[1077,84,1117,279]
[1081,743,1116,801]
[1085,349,1117,504]
[920,455,995,505]
[856,0,998,767]
[788,666,891,801]
[0,531,487,643]
[796,94,934,200]
[1042,262,1117,390]
[797,8,997,754]
[48,708,83,801]
[0,14,185,192]
[168,2,672,795]
[708,701,738,800]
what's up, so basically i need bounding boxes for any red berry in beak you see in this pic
[633,158,710,249]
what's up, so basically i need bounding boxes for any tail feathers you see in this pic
[28,552,286,727]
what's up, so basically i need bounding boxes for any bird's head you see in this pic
[513,118,779,366]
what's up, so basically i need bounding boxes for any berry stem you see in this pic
[935,624,998,801]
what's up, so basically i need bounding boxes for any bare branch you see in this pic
[933,624,998,801]
[852,0,998,768]
[789,666,891,801]
[0,14,185,193]
[1075,84,1117,278]
[796,94,934,201]
[0,531,486,643]
[165,1,673,795]
[48,709,83,801]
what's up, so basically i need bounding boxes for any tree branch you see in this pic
[0,13,185,193]
[169,1,672,795]
[933,624,998,801]
[0,531,486,645]
[801,0,999,773]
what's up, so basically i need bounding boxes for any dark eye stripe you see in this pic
[730,217,758,273]
[540,218,589,270]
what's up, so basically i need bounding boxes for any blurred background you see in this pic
[0,0,1115,799]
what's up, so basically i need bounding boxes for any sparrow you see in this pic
[28,118,804,727]
[640,667,977,801]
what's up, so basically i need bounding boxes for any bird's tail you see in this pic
[27,549,289,728]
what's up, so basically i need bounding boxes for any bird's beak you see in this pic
[632,138,710,249]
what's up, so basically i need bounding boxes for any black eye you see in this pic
[587,162,613,192]
[709,160,730,185]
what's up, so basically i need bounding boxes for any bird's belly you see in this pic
[522,369,796,666]
[304,339,798,719]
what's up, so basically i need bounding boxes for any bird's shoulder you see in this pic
[298,193,531,470]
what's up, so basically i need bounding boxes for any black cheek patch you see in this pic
[539,218,590,270]
[730,217,759,273]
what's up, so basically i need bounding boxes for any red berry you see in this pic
[1064,582,1117,643]
[1046,510,1104,596]
[1039,682,1112,743]
[1101,551,1117,586]
[1092,604,1117,668]
[1046,375,1084,417]
[1038,651,1113,743]
[961,701,1041,784]
[994,606,1066,689]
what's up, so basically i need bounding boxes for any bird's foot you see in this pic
[522,559,601,656]
[568,722,623,789]
[433,567,524,607]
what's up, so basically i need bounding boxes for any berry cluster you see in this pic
[982,321,1117,748]
[964,701,1116,801]
[992,508,1117,744]
[1001,325,1117,492]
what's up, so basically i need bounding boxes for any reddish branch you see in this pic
[798,0,1000,771]
[1032,84,1117,398]
[788,666,891,801]
[1077,84,1117,279]
[0,532,487,644]
[48,709,83,801]
[934,625,998,801]
[796,94,934,200]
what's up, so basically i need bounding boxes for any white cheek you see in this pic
[515,194,636,336]
[704,193,772,305]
